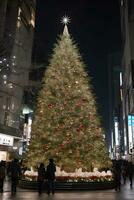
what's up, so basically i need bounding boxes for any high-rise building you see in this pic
[120,0,134,154]
[0,0,36,161]
[108,52,122,158]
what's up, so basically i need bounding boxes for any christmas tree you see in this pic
[25,23,110,171]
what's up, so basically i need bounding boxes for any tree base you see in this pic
[19,180,115,190]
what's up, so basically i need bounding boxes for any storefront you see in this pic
[0,133,14,161]
[0,132,23,161]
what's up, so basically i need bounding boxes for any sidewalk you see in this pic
[1,179,134,200]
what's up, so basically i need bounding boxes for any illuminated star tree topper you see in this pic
[61,16,71,25]
[61,16,70,36]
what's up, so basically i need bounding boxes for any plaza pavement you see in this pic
[1,179,134,200]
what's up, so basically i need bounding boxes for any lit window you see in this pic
[30,13,35,28]
[120,89,123,101]
[121,0,124,6]
[120,72,122,86]
[18,8,21,16]
[8,83,13,89]
[11,103,15,110]
[3,105,6,109]
[3,74,7,79]
[17,20,21,28]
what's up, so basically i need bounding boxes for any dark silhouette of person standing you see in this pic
[0,161,6,192]
[10,159,21,195]
[46,159,56,195]
[113,161,121,191]
[122,160,128,184]
[127,161,133,188]
[37,163,45,194]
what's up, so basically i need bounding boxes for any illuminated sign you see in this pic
[128,115,134,151]
[0,133,14,146]
[114,117,119,147]
[128,115,134,127]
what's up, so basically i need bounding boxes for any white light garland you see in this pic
[24,166,113,181]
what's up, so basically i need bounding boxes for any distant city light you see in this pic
[121,0,124,6]
[115,121,119,146]
[3,105,6,109]
[120,72,122,86]
[3,74,7,79]
[8,83,13,89]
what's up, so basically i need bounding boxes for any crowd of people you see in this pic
[0,158,56,195]
[112,159,134,191]
[0,158,133,195]
[0,158,21,194]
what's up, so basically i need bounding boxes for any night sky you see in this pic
[33,0,121,134]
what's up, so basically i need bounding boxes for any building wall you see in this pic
[120,0,134,153]
[108,52,122,157]
[0,0,8,42]
[0,0,36,159]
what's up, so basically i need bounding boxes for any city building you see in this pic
[0,0,36,161]
[22,63,43,148]
[120,0,134,155]
[108,52,122,158]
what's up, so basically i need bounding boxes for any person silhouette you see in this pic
[127,162,133,188]
[0,161,6,192]
[46,159,56,194]
[10,159,21,195]
[122,160,127,184]
[37,163,45,194]
[113,161,121,191]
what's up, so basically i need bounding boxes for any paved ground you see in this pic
[1,179,134,200]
